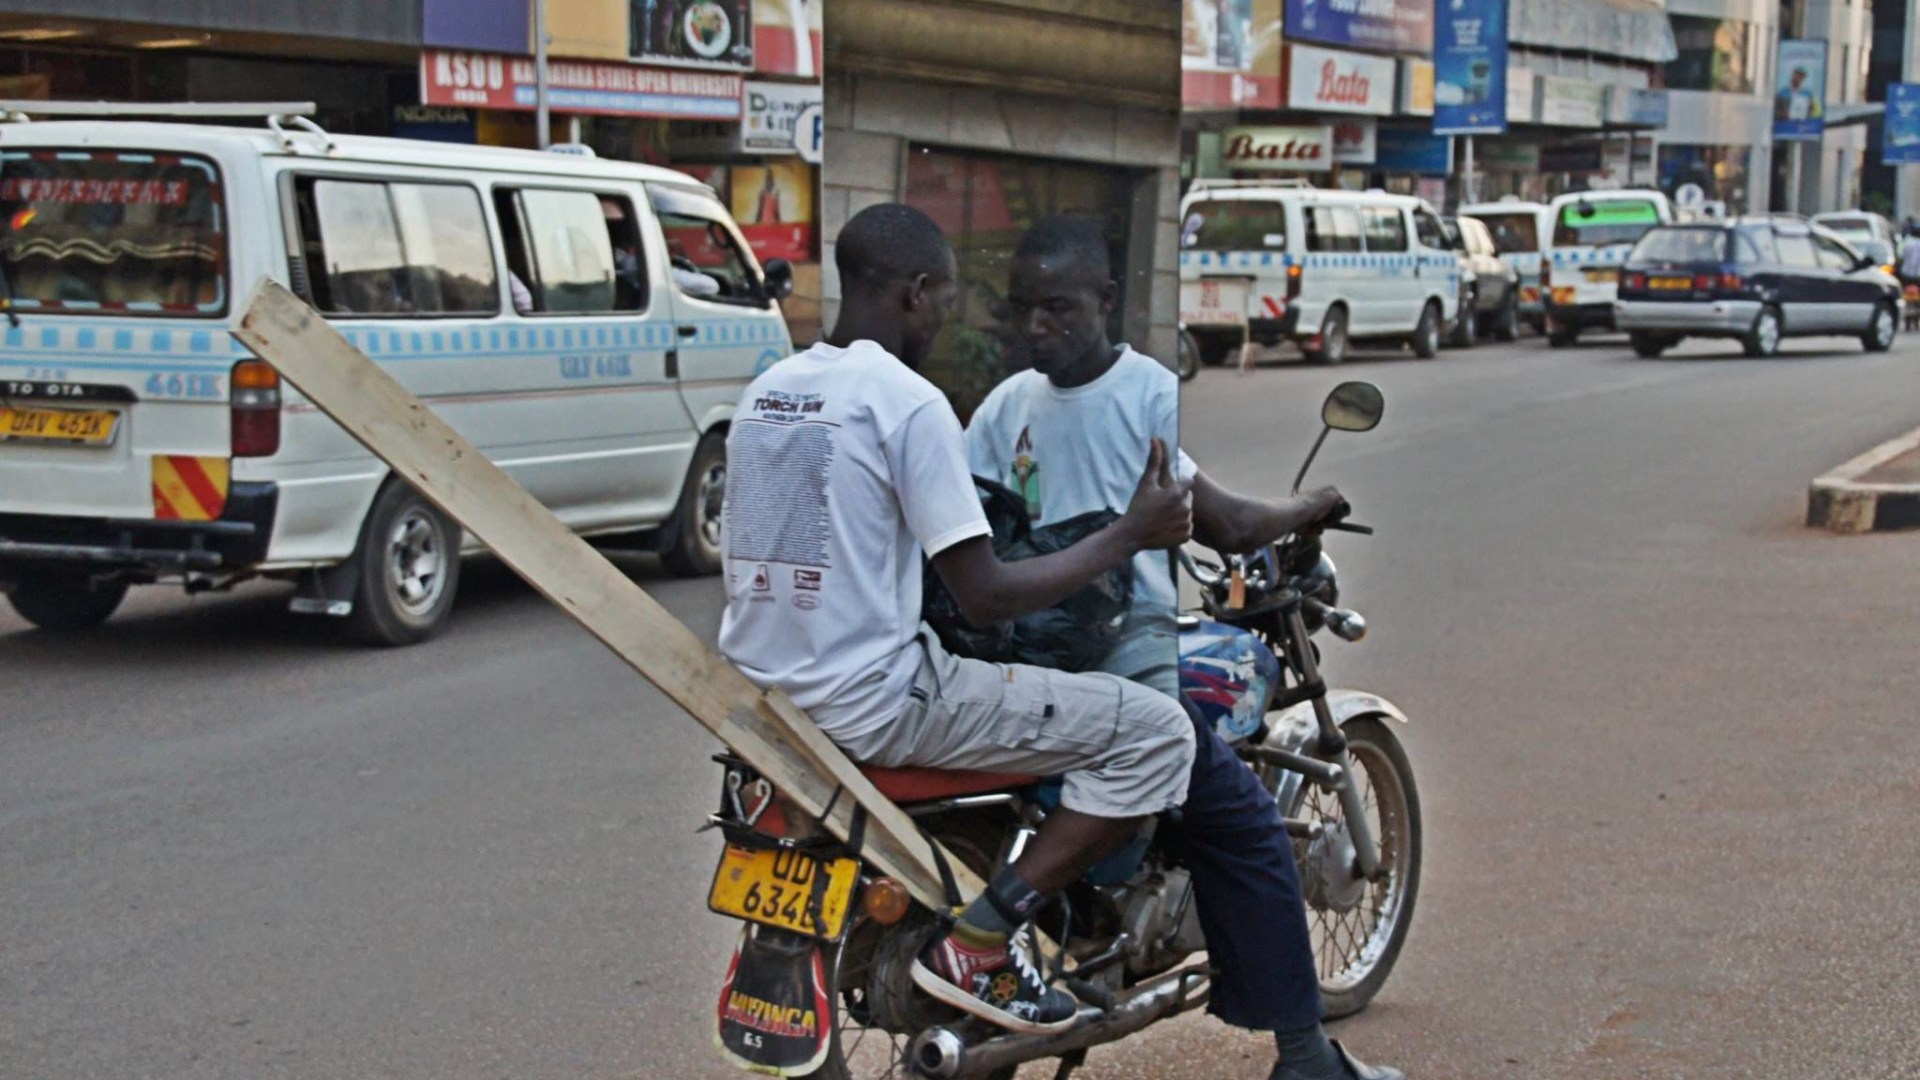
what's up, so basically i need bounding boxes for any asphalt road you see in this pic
[6,329,1920,1080]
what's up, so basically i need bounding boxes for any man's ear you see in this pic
[904,272,930,312]
[1099,279,1119,314]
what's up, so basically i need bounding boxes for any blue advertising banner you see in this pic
[1772,38,1827,142]
[424,0,529,53]
[1375,127,1454,174]
[1433,0,1508,135]
[1285,0,1434,53]
[1885,83,1920,166]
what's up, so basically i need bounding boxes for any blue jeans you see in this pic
[1162,693,1325,1031]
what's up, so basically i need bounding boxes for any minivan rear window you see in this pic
[0,149,226,316]
[1630,228,1727,264]
[1552,200,1661,248]
[1469,212,1539,255]
[1181,199,1287,251]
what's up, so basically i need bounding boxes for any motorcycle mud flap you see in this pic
[714,923,834,1075]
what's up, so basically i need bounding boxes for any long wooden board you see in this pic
[231,279,981,912]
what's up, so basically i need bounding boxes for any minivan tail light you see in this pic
[230,359,281,458]
[1286,262,1303,301]
[1719,272,1743,292]
[1539,256,1551,288]
[1693,273,1715,291]
[1625,272,1646,290]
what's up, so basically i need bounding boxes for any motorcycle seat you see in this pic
[859,764,1040,804]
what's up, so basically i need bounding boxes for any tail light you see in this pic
[1539,257,1551,288]
[1718,271,1743,292]
[230,359,281,458]
[1693,272,1715,291]
[860,877,911,925]
[1624,272,1646,290]
[1286,262,1303,301]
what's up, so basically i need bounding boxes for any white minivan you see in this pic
[0,108,794,643]
[1179,181,1460,365]
[1540,188,1673,347]
[1460,198,1552,333]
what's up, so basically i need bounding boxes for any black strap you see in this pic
[915,819,966,911]
[843,801,869,860]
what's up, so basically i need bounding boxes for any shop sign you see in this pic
[1433,0,1508,135]
[1374,127,1453,175]
[740,81,823,154]
[390,104,477,144]
[1286,45,1396,117]
[632,0,754,71]
[1610,87,1669,128]
[1182,0,1284,111]
[1399,60,1434,117]
[1537,76,1604,128]
[1539,141,1604,173]
[1284,0,1433,53]
[1220,125,1336,172]
[730,158,815,264]
[1773,38,1827,142]
[1507,66,1537,124]
[1884,83,1920,166]
[421,49,743,120]
[1332,118,1378,165]
[751,0,822,78]
[792,102,823,164]
[1477,141,1540,171]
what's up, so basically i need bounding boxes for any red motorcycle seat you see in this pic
[859,764,1040,804]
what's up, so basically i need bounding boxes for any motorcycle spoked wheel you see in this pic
[1284,717,1423,1020]
[798,816,1020,1080]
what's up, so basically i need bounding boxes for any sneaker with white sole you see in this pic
[910,928,1079,1034]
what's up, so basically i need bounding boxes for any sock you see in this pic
[1273,1023,1345,1079]
[952,865,1043,946]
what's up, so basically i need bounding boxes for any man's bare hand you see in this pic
[1119,438,1194,551]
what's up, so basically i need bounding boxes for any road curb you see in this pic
[1807,426,1920,534]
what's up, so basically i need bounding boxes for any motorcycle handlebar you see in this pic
[1323,521,1374,535]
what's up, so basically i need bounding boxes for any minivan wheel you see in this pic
[346,480,462,646]
[1446,291,1476,348]
[1410,301,1441,359]
[1863,301,1897,353]
[1176,328,1201,381]
[1546,321,1578,348]
[1630,331,1674,358]
[6,573,128,631]
[1743,305,1782,358]
[662,431,728,577]
[1308,307,1349,365]
[1493,292,1520,342]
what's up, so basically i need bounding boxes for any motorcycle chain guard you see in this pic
[714,923,834,1075]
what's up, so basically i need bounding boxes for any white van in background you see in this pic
[1179,180,1460,365]
[0,105,794,643]
[1541,189,1673,347]
[1460,198,1552,333]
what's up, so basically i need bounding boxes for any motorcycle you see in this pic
[705,382,1421,1079]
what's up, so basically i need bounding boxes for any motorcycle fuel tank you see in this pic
[1178,620,1280,742]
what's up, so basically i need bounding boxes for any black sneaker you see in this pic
[910,928,1079,1034]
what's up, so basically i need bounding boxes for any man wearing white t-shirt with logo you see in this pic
[964,217,1401,1080]
[719,204,1197,1035]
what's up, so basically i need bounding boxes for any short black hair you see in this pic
[836,203,952,295]
[1015,215,1112,283]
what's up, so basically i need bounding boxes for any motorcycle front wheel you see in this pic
[1285,716,1422,1019]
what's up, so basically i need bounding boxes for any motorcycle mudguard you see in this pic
[713,923,834,1075]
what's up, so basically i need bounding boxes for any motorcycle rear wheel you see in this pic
[1286,717,1422,1019]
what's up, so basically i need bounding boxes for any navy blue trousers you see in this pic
[1159,695,1324,1031]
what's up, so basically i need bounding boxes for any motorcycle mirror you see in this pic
[1322,381,1384,432]
[1294,382,1384,493]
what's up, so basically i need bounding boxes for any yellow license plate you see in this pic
[1651,277,1693,291]
[0,405,119,445]
[709,843,860,940]
[1582,268,1619,284]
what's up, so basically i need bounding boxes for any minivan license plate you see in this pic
[708,843,860,940]
[0,406,119,445]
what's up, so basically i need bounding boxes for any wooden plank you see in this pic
[231,279,981,912]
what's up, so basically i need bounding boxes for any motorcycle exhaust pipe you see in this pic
[908,968,1211,1080]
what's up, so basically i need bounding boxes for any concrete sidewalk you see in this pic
[1807,426,1920,533]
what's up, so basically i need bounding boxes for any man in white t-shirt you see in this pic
[718,204,1197,1036]
[963,217,1401,1080]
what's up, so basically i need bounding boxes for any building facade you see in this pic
[822,0,1182,422]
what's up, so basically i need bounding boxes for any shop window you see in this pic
[496,188,647,315]
[292,178,497,317]
[902,146,1134,423]
[1665,15,1757,94]
[1306,207,1363,253]
[651,187,765,307]
[1361,208,1408,253]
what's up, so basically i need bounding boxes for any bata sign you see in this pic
[1287,44,1395,116]
[1220,126,1335,171]
[420,49,743,120]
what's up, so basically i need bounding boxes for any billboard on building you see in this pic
[1886,83,1920,166]
[1218,125,1337,171]
[1182,0,1283,110]
[731,159,815,263]
[751,0,821,77]
[1772,38,1827,142]
[1433,0,1508,135]
[1374,127,1454,174]
[1284,0,1432,53]
[420,49,744,119]
[741,81,823,153]
[631,0,754,69]
[1285,44,1396,117]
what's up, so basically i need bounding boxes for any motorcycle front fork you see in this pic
[1281,607,1383,882]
